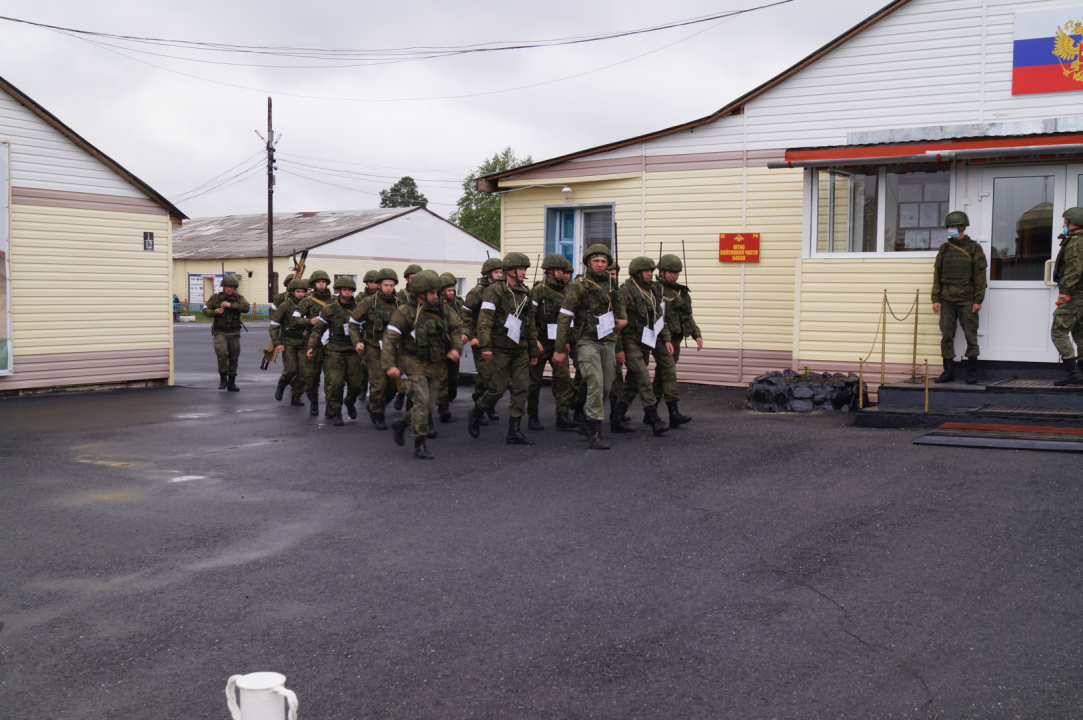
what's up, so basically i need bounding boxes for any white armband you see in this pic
[386,324,402,336]
[481,301,496,312]
[559,308,575,317]
[269,320,281,326]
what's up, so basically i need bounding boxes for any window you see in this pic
[883,170,950,252]
[545,204,614,272]
[816,170,877,252]
[989,175,1054,281]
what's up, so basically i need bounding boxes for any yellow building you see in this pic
[0,75,185,392]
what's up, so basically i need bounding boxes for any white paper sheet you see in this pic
[596,311,615,339]
[504,314,522,344]
[547,323,558,340]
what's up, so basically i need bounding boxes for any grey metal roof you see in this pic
[173,207,418,260]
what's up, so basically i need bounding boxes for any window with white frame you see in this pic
[814,167,952,255]
[544,204,614,273]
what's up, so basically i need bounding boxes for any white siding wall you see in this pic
[317,210,493,263]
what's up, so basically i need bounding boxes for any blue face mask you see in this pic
[947,228,960,239]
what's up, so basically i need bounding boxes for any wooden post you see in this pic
[912,289,919,380]
[924,358,930,413]
[858,359,864,409]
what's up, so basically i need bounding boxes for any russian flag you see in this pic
[1013,6,1083,95]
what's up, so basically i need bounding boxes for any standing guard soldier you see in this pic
[269,278,310,406]
[203,275,250,392]
[350,268,399,429]
[383,270,463,459]
[931,211,987,384]
[436,272,467,423]
[617,256,673,437]
[652,254,701,427]
[552,245,627,449]
[306,276,362,426]
[469,253,540,444]
[1052,207,1083,385]
[296,270,334,416]
[464,258,505,426]
[271,274,294,313]
[528,254,578,431]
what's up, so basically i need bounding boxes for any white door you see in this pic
[976,165,1063,362]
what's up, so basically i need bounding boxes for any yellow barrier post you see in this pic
[858,359,864,409]
[880,290,887,387]
[912,289,919,380]
[924,358,930,413]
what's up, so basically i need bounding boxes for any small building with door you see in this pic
[480,0,1083,391]
[173,206,496,309]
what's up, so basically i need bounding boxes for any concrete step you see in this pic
[913,423,1083,453]
[856,405,1083,429]
[878,377,1083,410]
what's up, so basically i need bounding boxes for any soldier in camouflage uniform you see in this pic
[271,274,294,313]
[269,278,310,406]
[306,276,362,426]
[1052,207,1083,386]
[652,254,701,428]
[464,258,505,426]
[572,259,621,423]
[436,272,467,422]
[363,270,379,297]
[469,253,540,445]
[202,275,250,391]
[383,270,464,459]
[356,269,379,402]
[527,254,578,431]
[389,264,423,410]
[296,270,334,416]
[553,245,627,449]
[617,256,673,437]
[349,268,400,430]
[931,211,987,385]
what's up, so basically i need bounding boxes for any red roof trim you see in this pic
[785,134,1083,162]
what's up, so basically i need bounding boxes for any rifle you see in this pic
[261,250,308,370]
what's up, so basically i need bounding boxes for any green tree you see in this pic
[450,147,532,247]
[379,176,428,208]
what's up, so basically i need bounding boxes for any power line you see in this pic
[279,168,455,207]
[277,158,464,184]
[172,158,265,203]
[170,151,263,200]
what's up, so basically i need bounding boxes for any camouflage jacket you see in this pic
[381,296,464,378]
[659,281,701,340]
[1055,229,1083,296]
[307,296,359,352]
[269,296,309,346]
[531,278,571,348]
[349,291,400,346]
[477,280,539,356]
[619,277,672,350]
[555,271,626,348]
[462,279,493,340]
[932,235,987,304]
[202,292,251,334]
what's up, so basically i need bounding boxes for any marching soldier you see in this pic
[931,211,987,385]
[469,253,540,444]
[1052,207,1083,386]
[202,275,250,391]
[652,254,701,427]
[391,264,423,410]
[527,254,578,431]
[271,274,294,313]
[269,278,310,406]
[383,270,463,459]
[363,270,379,297]
[464,258,505,426]
[350,268,400,430]
[436,272,467,423]
[616,257,673,437]
[296,270,334,416]
[306,276,362,426]
[553,245,627,449]
[356,269,379,403]
[606,260,628,428]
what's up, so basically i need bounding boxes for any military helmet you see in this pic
[375,267,399,284]
[1064,207,1083,226]
[944,211,970,227]
[658,254,683,274]
[221,275,240,287]
[541,253,566,270]
[410,269,442,295]
[481,258,503,276]
[559,255,574,273]
[363,270,378,284]
[283,273,295,288]
[288,278,309,292]
[333,275,357,290]
[310,270,331,283]
[628,256,656,275]
[403,263,423,278]
[611,261,620,273]
[582,243,612,265]
[502,252,531,271]
[439,272,458,289]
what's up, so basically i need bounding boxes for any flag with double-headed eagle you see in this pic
[1014,6,1083,95]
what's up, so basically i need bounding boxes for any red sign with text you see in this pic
[719,233,760,262]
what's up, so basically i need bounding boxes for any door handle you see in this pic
[1044,259,1057,286]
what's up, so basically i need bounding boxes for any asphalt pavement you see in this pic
[1,322,1082,719]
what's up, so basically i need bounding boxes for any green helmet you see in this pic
[410,269,442,295]
[503,252,530,271]
[628,256,656,275]
[310,270,331,284]
[611,261,620,273]
[481,258,503,277]
[375,267,399,284]
[559,256,574,273]
[288,278,309,292]
[1064,207,1083,226]
[658,254,683,274]
[439,272,457,289]
[363,270,378,284]
[582,243,612,265]
[403,264,423,278]
[944,211,970,227]
[283,273,295,288]
[333,275,356,290]
[541,253,565,270]
[221,275,240,288]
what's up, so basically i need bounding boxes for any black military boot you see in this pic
[965,356,979,385]
[479,412,489,426]
[556,411,577,430]
[426,413,438,439]
[486,408,500,422]
[414,437,434,460]
[646,405,669,436]
[290,396,305,407]
[587,420,610,450]
[609,398,619,422]
[373,415,387,430]
[218,372,228,390]
[507,417,535,445]
[572,401,586,424]
[468,405,484,438]
[332,413,344,427]
[393,392,406,411]
[345,398,357,419]
[275,382,286,401]
[310,400,319,417]
[325,403,333,418]
[226,375,240,392]
[528,415,545,431]
[611,404,637,434]
[439,406,453,423]
[391,418,408,446]
[358,384,367,402]
[934,358,955,384]
[1055,358,1083,386]
[667,401,691,428]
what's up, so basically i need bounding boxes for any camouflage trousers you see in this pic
[620,341,675,410]
[1052,295,1083,360]
[471,348,492,404]
[212,331,240,375]
[364,343,390,417]
[305,345,324,404]
[528,341,574,416]
[323,345,365,415]
[939,302,980,358]
[477,347,529,419]
[437,358,460,412]
[278,339,307,398]
[651,335,684,403]
[404,373,441,440]
[608,360,625,404]
[576,339,616,422]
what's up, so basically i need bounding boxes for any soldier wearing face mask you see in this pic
[931,211,987,385]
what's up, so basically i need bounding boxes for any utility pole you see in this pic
[258,97,280,303]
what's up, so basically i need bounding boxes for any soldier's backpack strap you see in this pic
[946,243,974,261]
[310,297,329,307]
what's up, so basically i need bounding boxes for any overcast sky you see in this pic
[0,0,887,220]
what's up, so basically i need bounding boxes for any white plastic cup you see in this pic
[226,672,298,720]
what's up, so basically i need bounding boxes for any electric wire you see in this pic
[171,158,265,204]
[278,168,455,207]
[277,158,464,184]
[170,151,264,201]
